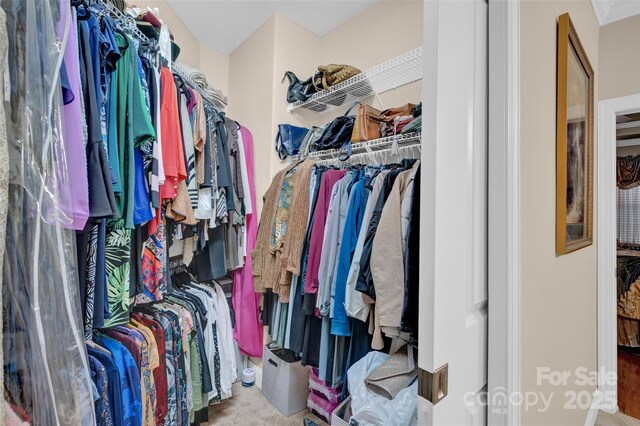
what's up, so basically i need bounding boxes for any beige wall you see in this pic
[227,14,315,217]
[270,15,323,180]
[520,1,599,424]
[316,0,423,120]
[199,44,230,96]
[278,0,423,163]
[227,17,277,216]
[599,15,640,101]
[318,0,423,70]
[228,1,423,215]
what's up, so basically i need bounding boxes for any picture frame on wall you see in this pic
[556,12,594,255]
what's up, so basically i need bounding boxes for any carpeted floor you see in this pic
[206,382,327,425]
[205,385,640,425]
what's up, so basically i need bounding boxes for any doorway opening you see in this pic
[597,94,640,419]
[613,110,640,418]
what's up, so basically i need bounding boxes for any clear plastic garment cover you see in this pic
[2,0,96,424]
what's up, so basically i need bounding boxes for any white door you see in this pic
[419,0,488,424]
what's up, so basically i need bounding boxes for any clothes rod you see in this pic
[290,132,422,162]
[96,0,223,110]
[314,142,421,166]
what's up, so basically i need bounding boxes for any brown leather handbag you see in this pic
[379,103,418,123]
[379,103,418,137]
[352,103,382,142]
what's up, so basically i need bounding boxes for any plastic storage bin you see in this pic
[331,396,352,426]
[261,345,310,416]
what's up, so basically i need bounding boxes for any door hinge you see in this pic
[418,364,449,405]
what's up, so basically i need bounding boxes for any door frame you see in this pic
[419,0,521,422]
[487,0,521,425]
[596,93,640,416]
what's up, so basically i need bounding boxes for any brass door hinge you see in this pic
[418,364,448,405]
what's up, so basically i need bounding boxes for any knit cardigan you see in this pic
[251,161,301,293]
[252,168,289,293]
[281,160,316,275]
[276,160,316,300]
[251,160,315,301]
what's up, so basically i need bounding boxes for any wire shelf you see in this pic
[289,132,422,162]
[288,47,423,113]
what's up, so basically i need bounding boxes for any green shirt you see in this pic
[113,33,155,229]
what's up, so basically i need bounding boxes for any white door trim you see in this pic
[419,0,488,422]
[487,0,521,424]
[596,94,640,416]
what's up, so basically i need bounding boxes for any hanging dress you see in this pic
[232,126,263,357]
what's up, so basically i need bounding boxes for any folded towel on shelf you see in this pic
[176,61,228,109]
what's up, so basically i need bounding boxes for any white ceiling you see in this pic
[166,0,378,54]
[591,0,640,26]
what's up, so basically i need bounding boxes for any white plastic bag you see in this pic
[347,351,418,426]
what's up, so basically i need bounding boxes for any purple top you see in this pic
[60,4,90,230]
[187,87,197,116]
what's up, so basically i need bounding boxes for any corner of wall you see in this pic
[269,14,322,176]
[227,15,278,216]
[226,2,426,210]
[198,44,230,97]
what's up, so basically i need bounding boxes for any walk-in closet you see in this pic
[0,0,490,425]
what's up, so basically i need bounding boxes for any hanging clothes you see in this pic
[252,155,421,396]
[60,5,90,230]
[370,160,420,349]
[232,126,264,357]
[3,0,259,423]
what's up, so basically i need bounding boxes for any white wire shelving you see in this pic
[289,132,422,162]
[287,46,423,113]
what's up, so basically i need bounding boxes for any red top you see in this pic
[150,67,186,234]
[132,312,168,424]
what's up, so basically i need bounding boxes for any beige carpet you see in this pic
[206,382,327,425]
[596,410,640,426]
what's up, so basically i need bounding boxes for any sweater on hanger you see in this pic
[252,161,299,293]
[277,160,316,300]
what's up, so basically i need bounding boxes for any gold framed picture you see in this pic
[556,13,594,255]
